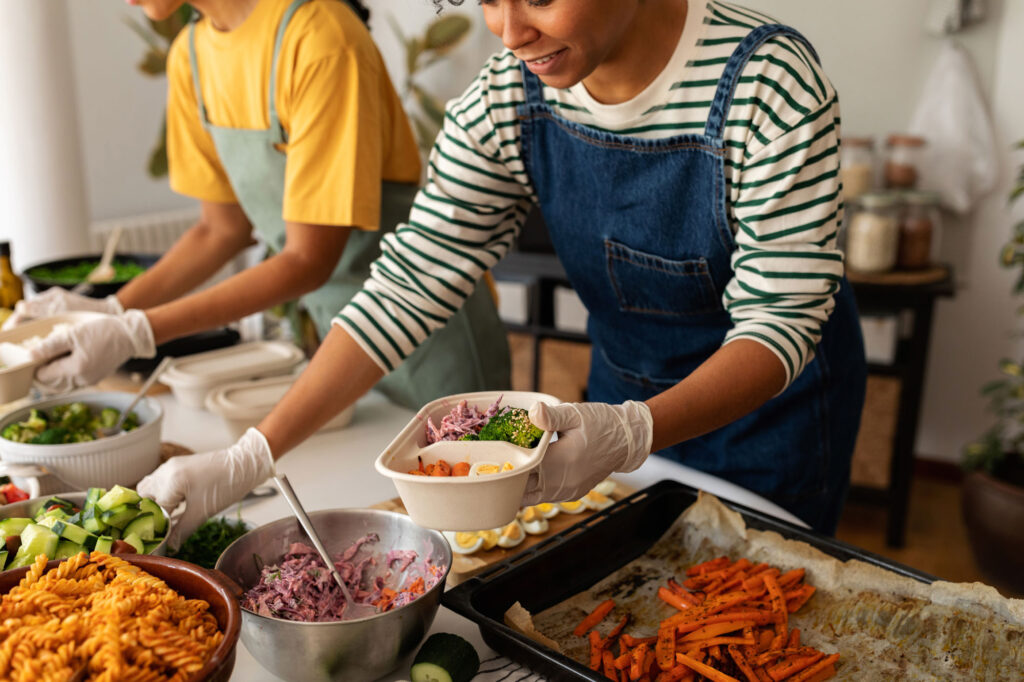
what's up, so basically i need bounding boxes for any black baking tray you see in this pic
[442,480,937,681]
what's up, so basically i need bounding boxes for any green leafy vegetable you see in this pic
[27,260,147,285]
[169,516,249,570]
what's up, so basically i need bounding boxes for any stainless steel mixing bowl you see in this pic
[215,508,451,682]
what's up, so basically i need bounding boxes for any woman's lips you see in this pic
[523,48,568,76]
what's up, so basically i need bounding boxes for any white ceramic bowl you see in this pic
[375,391,560,531]
[204,373,355,441]
[159,341,305,409]
[0,391,163,493]
[0,312,105,403]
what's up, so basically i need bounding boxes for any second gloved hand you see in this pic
[1,287,124,330]
[521,400,653,506]
[137,428,275,551]
[29,310,156,394]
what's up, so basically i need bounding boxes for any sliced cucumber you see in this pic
[80,508,106,534]
[410,633,480,682]
[40,496,76,513]
[100,504,139,529]
[84,487,105,511]
[121,532,144,554]
[57,522,95,547]
[9,523,59,568]
[138,499,167,535]
[0,517,31,538]
[96,485,140,512]
[122,513,155,542]
[94,536,114,554]
[0,549,7,570]
[37,507,69,522]
[108,527,122,540]
[54,539,84,560]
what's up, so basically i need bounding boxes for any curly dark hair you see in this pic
[348,0,371,23]
[431,0,467,13]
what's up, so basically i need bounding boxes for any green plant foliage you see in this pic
[124,5,193,177]
[965,140,1024,484]
[390,13,473,155]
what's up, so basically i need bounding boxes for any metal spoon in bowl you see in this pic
[98,356,173,438]
[272,473,378,619]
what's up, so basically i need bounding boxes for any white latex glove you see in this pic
[2,287,123,330]
[29,309,156,394]
[137,428,275,551]
[521,400,653,506]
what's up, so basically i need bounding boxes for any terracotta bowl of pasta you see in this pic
[0,553,242,681]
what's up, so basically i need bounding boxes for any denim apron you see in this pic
[187,0,510,410]
[517,24,866,533]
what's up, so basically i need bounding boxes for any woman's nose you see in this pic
[500,4,540,51]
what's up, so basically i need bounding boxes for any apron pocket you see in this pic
[605,239,722,317]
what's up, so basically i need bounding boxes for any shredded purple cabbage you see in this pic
[240,534,443,622]
[424,396,503,444]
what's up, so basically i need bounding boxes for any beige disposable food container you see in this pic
[375,390,560,531]
[158,341,304,409]
[204,373,355,440]
[0,312,104,403]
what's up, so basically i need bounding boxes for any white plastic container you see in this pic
[375,391,560,531]
[204,373,355,440]
[159,341,304,409]
[0,390,163,494]
[0,312,105,403]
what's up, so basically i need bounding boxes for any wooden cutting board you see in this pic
[371,481,633,586]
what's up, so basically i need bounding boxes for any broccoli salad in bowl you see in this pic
[1,402,139,445]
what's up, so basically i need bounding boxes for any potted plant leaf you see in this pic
[961,140,1024,594]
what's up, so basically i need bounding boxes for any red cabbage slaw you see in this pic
[424,396,503,444]
[240,534,445,622]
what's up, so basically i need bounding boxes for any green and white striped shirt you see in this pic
[335,1,843,389]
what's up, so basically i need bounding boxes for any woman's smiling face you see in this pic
[480,0,641,90]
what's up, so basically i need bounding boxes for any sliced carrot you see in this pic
[574,599,616,637]
[656,626,675,671]
[727,644,761,682]
[602,649,618,679]
[766,653,824,680]
[777,569,805,589]
[671,610,775,634]
[674,652,741,682]
[600,614,631,648]
[621,634,659,648]
[787,629,801,649]
[799,665,836,682]
[590,630,604,670]
[615,652,632,670]
[763,573,788,638]
[679,620,756,643]
[430,459,452,476]
[630,643,648,680]
[786,585,816,613]
[788,654,839,682]
[659,586,696,612]
[451,460,471,476]
[686,556,730,577]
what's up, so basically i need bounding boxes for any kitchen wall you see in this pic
[22,0,1024,461]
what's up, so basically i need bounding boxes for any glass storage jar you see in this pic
[896,190,941,270]
[884,134,926,189]
[845,192,900,274]
[839,136,875,201]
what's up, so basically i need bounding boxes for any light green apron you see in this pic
[187,0,510,409]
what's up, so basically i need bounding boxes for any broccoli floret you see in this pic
[98,408,120,428]
[24,409,49,431]
[2,423,32,443]
[121,412,140,431]
[31,428,70,445]
[477,407,544,448]
[56,402,91,430]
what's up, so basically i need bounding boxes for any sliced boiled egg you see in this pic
[477,528,500,551]
[534,502,560,519]
[469,461,515,477]
[582,490,615,511]
[519,506,550,535]
[496,520,526,548]
[558,500,587,514]
[594,479,617,497]
[442,530,484,554]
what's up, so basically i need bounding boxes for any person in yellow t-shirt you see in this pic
[8,0,510,410]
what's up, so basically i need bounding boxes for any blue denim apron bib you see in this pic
[187,0,511,410]
[517,24,866,532]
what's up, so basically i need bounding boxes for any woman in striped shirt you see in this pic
[140,0,866,541]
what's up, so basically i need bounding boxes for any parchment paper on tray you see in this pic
[510,493,1024,680]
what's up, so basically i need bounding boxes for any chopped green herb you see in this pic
[169,516,249,569]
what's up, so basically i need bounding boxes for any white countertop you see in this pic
[154,389,805,682]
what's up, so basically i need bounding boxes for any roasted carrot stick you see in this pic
[451,460,471,476]
[430,459,452,476]
[787,654,839,682]
[589,630,604,670]
[674,652,741,682]
[763,573,788,637]
[603,649,618,680]
[621,634,659,648]
[630,643,649,680]
[656,626,676,671]
[679,620,756,643]
[600,614,631,648]
[767,653,825,680]
[787,628,801,649]
[574,599,616,637]
[686,556,730,577]
[727,644,761,682]
[659,586,696,612]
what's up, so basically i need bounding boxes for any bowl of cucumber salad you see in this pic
[0,484,170,572]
